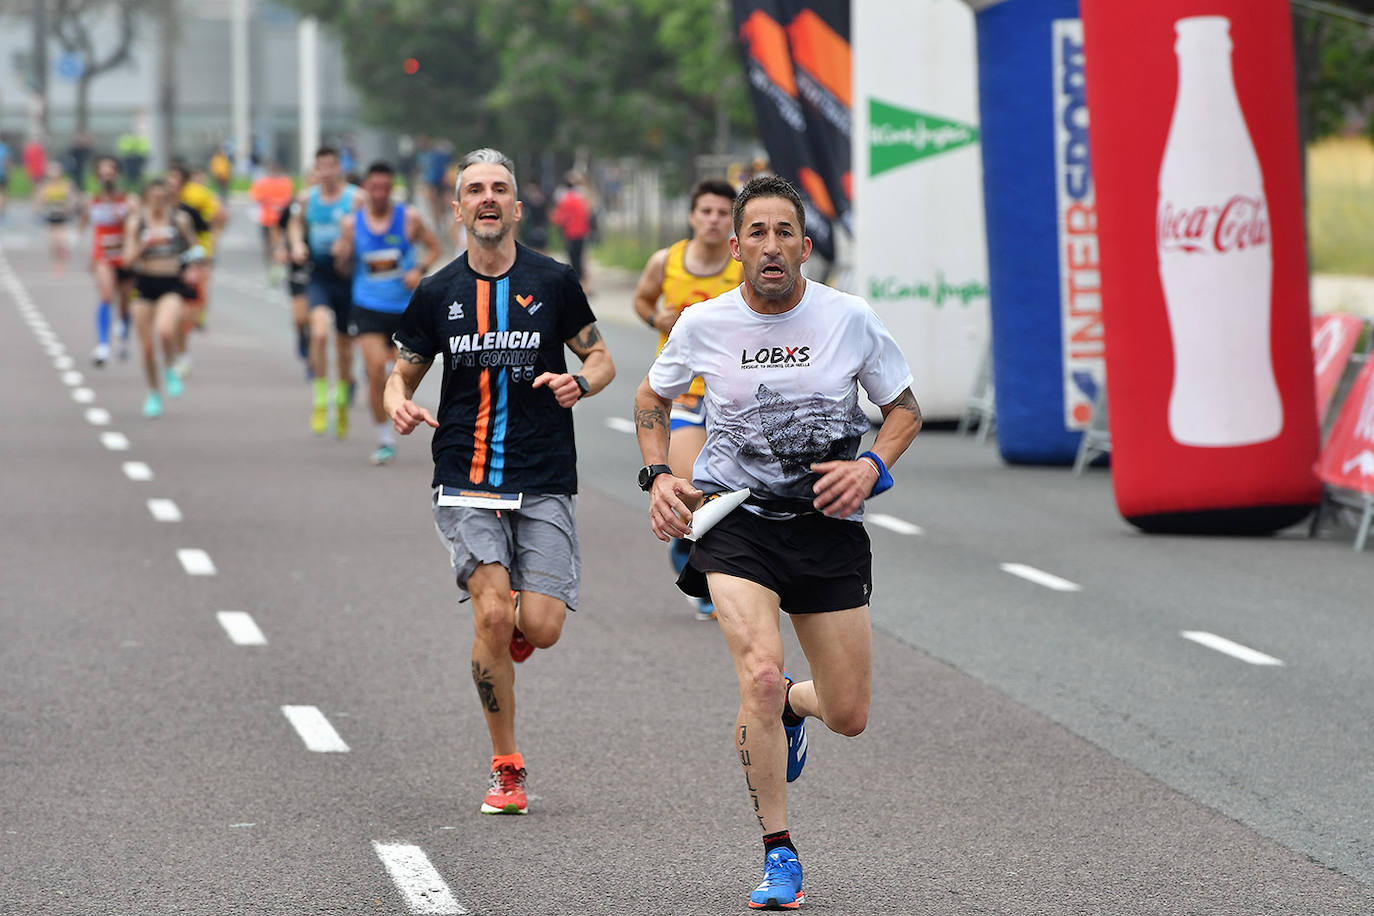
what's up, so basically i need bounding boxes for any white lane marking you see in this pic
[217,611,267,646]
[100,431,130,451]
[72,387,96,404]
[604,416,637,434]
[53,355,74,370]
[281,706,350,753]
[61,370,84,386]
[147,498,183,522]
[373,842,466,915]
[177,548,216,576]
[229,823,256,828]
[45,344,65,357]
[122,461,153,481]
[1181,631,1283,666]
[868,513,923,536]
[1000,562,1082,592]
[85,407,111,425]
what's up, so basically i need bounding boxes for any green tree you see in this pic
[285,0,498,150]
[283,0,753,174]
[1294,0,1374,144]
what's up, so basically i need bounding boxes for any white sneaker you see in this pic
[91,344,110,367]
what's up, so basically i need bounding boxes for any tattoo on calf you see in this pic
[472,660,500,713]
[396,344,432,366]
[634,404,668,431]
[738,724,765,829]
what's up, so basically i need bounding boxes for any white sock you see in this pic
[377,421,396,448]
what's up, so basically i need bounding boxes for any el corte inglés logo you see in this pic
[869,98,979,176]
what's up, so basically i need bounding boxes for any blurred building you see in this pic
[0,0,379,172]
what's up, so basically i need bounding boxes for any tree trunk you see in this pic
[76,72,90,135]
[157,0,177,170]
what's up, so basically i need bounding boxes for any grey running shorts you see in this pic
[432,493,580,610]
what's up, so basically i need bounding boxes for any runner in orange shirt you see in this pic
[251,160,295,274]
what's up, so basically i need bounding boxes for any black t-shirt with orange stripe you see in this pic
[394,243,596,494]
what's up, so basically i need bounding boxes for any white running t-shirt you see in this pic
[648,280,913,521]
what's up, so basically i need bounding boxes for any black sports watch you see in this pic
[638,464,673,491]
[573,374,591,399]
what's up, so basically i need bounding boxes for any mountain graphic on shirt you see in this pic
[737,382,860,480]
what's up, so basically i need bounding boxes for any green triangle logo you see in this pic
[869,98,980,176]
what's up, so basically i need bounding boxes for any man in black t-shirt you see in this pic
[385,147,615,817]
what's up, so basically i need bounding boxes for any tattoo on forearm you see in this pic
[634,404,669,431]
[890,388,922,426]
[572,323,603,351]
[397,344,432,366]
[472,660,500,713]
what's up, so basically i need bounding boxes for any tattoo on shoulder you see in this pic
[634,404,668,431]
[396,344,432,366]
[571,323,603,351]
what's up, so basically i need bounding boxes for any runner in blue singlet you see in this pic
[334,160,439,465]
[288,146,361,437]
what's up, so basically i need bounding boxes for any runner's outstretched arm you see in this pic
[812,387,922,518]
[384,344,438,435]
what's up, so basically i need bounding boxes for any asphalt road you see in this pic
[1,205,1372,915]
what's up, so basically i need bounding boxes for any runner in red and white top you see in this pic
[82,155,135,366]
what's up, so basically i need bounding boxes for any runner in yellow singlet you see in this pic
[631,178,740,621]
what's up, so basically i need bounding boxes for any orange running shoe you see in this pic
[480,756,528,815]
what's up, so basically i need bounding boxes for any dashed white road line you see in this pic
[281,705,350,753]
[1181,630,1283,666]
[177,548,216,576]
[122,461,153,481]
[217,611,267,646]
[373,842,466,915]
[147,498,183,522]
[604,416,637,434]
[53,355,74,370]
[85,407,111,426]
[1000,562,1082,592]
[61,370,84,386]
[100,431,131,451]
[72,387,95,404]
[868,513,923,536]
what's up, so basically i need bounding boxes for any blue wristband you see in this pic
[860,451,894,497]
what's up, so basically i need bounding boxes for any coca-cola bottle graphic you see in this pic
[1157,15,1283,447]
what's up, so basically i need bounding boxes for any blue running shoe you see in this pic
[749,847,804,910]
[165,368,184,399]
[694,597,717,622]
[142,391,163,419]
[782,671,807,783]
[369,444,396,466]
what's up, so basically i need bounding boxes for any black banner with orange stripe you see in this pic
[733,0,851,263]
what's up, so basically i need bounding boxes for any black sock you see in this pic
[781,680,803,727]
[763,830,796,856]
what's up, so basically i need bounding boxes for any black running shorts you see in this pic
[678,506,873,614]
[349,305,405,339]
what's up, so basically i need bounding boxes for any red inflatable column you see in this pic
[1081,0,1320,533]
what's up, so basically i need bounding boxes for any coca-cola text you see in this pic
[1157,195,1269,255]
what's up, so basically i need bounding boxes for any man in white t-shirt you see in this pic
[632,176,922,911]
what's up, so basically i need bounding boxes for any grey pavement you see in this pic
[1,207,1372,915]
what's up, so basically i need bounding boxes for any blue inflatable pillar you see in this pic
[968,0,1101,464]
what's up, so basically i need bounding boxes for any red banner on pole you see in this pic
[1082,0,1320,532]
[1311,314,1365,422]
[1316,357,1374,492]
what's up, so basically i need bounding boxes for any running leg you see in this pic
[466,562,519,756]
[786,606,872,738]
[708,571,790,836]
